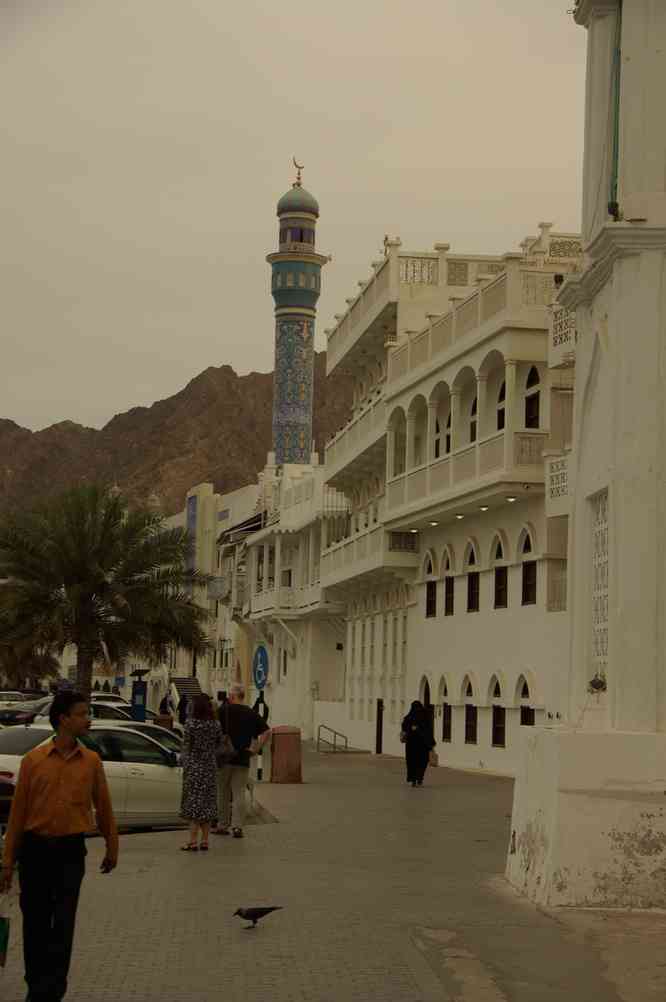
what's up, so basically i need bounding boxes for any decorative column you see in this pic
[476,376,487,477]
[406,410,416,470]
[450,390,462,452]
[503,361,517,469]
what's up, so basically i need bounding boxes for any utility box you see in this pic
[270,726,302,784]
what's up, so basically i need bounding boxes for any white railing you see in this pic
[549,306,576,368]
[387,262,556,384]
[545,452,571,518]
[324,393,386,476]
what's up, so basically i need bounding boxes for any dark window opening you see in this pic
[446,413,451,454]
[465,680,473,698]
[495,541,504,560]
[492,705,506,747]
[470,397,478,443]
[467,571,480,612]
[522,560,537,605]
[434,419,441,460]
[465,704,478,744]
[426,580,437,618]
[497,381,506,431]
[522,533,532,554]
[442,703,452,742]
[520,705,535,726]
[467,549,476,566]
[444,576,454,616]
[493,679,501,698]
[525,391,540,429]
[520,679,530,699]
[494,566,508,609]
[526,366,540,389]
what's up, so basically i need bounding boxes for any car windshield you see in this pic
[0,728,51,755]
[129,725,182,752]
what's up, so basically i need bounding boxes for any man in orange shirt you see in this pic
[1,690,118,1002]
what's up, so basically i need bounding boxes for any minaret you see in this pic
[267,161,328,465]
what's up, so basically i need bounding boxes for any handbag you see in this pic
[0,892,11,968]
[215,704,236,766]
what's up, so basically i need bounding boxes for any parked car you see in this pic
[90,693,130,705]
[31,699,184,737]
[109,721,183,754]
[0,723,184,829]
[0,692,26,710]
[0,696,53,727]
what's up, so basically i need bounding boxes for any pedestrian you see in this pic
[177,693,189,725]
[159,692,173,715]
[400,700,436,787]
[180,693,221,851]
[213,684,270,839]
[0,690,118,1002]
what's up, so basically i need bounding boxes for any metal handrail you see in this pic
[317,724,349,753]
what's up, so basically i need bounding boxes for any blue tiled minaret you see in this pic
[267,164,328,465]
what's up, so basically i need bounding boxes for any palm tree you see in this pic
[0,641,61,690]
[0,484,210,697]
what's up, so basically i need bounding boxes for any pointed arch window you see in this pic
[525,366,540,429]
[470,397,478,443]
[467,549,480,612]
[493,539,507,609]
[493,679,501,698]
[497,381,506,431]
[521,534,537,606]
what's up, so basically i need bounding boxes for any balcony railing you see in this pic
[320,521,419,589]
[386,429,549,514]
[387,265,556,384]
[549,306,576,368]
[325,392,387,480]
[545,452,571,518]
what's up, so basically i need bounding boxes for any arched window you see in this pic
[521,679,530,699]
[497,381,506,431]
[470,397,478,443]
[525,366,540,429]
[446,413,451,454]
[465,679,473,698]
[464,678,477,744]
[521,532,537,606]
[467,545,479,612]
[493,679,501,698]
[493,537,507,609]
[495,540,504,561]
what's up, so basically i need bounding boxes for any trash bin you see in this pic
[270,726,302,784]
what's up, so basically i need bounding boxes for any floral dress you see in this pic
[180,719,220,822]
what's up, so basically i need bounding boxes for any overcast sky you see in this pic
[1,1,586,431]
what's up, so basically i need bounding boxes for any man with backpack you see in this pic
[213,684,270,839]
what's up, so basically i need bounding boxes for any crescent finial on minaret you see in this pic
[293,156,304,187]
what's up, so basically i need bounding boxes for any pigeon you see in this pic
[233,906,283,929]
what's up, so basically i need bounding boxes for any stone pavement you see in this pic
[3,747,666,1001]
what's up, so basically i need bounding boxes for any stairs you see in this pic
[170,677,203,701]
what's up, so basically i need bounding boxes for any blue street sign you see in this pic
[252,645,269,690]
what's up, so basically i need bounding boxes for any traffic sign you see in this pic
[252,645,269,690]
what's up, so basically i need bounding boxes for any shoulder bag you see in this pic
[215,704,236,767]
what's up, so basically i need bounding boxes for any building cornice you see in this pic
[559,225,666,308]
[266,251,329,267]
[573,0,619,28]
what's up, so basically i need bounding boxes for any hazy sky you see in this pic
[1,1,586,431]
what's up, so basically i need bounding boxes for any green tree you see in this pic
[0,641,61,689]
[0,484,210,697]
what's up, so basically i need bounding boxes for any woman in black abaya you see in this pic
[400,700,435,787]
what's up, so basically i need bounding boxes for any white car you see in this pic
[0,723,185,831]
[90,693,130,705]
[0,691,28,710]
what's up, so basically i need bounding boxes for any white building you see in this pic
[507,0,666,908]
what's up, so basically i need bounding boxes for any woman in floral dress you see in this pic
[180,694,220,850]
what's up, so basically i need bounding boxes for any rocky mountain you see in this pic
[0,353,351,517]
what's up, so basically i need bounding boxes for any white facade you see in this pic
[507,0,666,908]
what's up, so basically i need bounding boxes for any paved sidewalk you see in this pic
[2,748,665,1001]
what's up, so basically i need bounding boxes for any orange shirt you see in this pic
[2,739,119,870]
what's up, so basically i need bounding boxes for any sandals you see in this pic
[181,842,198,852]
[199,841,209,851]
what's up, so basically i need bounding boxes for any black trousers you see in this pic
[18,833,86,1002]
[405,741,429,784]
